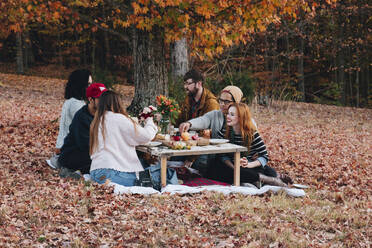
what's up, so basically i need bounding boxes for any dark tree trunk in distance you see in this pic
[298,36,305,102]
[127,28,168,115]
[16,32,24,74]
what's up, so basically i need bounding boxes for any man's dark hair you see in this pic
[183,69,204,84]
[64,69,91,100]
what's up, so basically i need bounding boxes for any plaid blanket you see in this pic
[182,177,230,187]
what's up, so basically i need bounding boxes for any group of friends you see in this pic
[49,69,291,188]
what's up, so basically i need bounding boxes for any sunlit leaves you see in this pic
[0,0,337,59]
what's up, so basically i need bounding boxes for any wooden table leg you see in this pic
[160,155,167,188]
[234,152,240,186]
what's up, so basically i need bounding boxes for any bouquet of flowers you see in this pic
[155,95,180,124]
[138,105,157,122]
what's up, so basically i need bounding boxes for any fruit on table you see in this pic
[191,134,199,140]
[172,136,181,141]
[171,141,190,150]
[201,129,211,138]
[181,132,190,141]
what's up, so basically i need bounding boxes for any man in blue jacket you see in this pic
[58,83,107,178]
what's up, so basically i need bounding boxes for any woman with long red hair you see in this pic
[207,103,288,187]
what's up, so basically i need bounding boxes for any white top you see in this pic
[56,98,85,148]
[90,111,158,173]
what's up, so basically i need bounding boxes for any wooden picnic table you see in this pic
[136,143,248,187]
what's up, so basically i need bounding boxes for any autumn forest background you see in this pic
[0,0,371,246]
[0,0,370,109]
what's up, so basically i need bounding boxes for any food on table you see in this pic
[171,141,191,150]
[156,134,166,140]
[161,140,191,150]
[200,129,211,139]
[181,132,190,141]
[185,140,197,146]
[172,135,181,141]
[191,134,199,140]
[197,137,210,146]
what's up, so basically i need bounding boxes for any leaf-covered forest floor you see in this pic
[0,73,371,247]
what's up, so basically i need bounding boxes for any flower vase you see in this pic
[159,118,170,134]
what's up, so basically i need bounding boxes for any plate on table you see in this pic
[145,141,162,147]
[209,139,229,145]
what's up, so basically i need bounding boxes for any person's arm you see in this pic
[178,110,217,133]
[69,100,85,119]
[56,101,85,149]
[223,159,234,169]
[240,158,263,168]
[242,131,269,168]
[119,116,158,146]
[189,110,219,130]
[55,102,68,149]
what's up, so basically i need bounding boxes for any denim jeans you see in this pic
[91,169,137,187]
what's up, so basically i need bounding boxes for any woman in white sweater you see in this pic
[48,69,92,169]
[56,69,92,151]
[89,91,158,186]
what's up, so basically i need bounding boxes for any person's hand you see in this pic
[184,160,193,168]
[144,116,154,124]
[240,157,248,167]
[153,113,162,122]
[179,122,191,133]
[54,148,61,155]
[241,158,260,168]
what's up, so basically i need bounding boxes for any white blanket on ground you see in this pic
[51,161,306,197]
[112,183,306,197]
[83,174,305,197]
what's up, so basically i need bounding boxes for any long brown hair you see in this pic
[89,90,136,155]
[225,103,257,148]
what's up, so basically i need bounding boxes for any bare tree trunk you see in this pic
[58,33,63,69]
[298,36,305,101]
[366,66,370,106]
[338,50,345,105]
[127,27,168,115]
[91,32,96,73]
[286,32,291,77]
[170,38,189,80]
[104,31,111,69]
[349,71,353,106]
[253,44,257,73]
[356,69,359,108]
[16,32,24,74]
[22,31,34,70]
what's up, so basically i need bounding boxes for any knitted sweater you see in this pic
[188,110,225,139]
[90,112,157,173]
[56,98,85,148]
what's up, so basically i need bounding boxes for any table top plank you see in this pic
[136,143,247,157]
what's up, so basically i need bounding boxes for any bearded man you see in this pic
[175,69,219,127]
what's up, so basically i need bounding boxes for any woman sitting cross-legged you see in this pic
[206,102,288,187]
[89,91,158,186]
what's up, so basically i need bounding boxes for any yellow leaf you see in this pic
[204,48,212,58]
[132,2,140,14]
[53,12,60,19]
[27,5,32,12]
